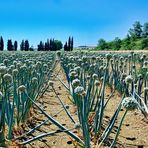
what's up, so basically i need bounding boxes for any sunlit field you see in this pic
[0,0,148,147]
[0,50,147,148]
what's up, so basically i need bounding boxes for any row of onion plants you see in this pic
[0,51,56,147]
[59,51,147,147]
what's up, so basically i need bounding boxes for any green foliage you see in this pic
[141,38,148,49]
[128,21,143,39]
[97,38,107,50]
[54,40,63,50]
[7,39,13,51]
[20,40,25,51]
[96,21,148,51]
[0,36,4,51]
[112,37,122,50]
[64,36,74,51]
[142,22,148,38]
[38,39,63,51]
[60,51,148,147]
[14,41,18,51]
[137,68,148,78]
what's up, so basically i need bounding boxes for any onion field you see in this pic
[0,51,148,148]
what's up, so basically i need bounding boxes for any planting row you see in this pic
[59,51,148,147]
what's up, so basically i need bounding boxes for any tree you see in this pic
[64,42,68,51]
[122,35,131,50]
[45,39,50,51]
[128,21,143,38]
[112,37,121,50]
[142,22,148,38]
[106,41,113,50]
[14,41,18,51]
[29,45,34,51]
[37,41,44,51]
[45,43,48,51]
[141,38,148,49]
[25,40,29,51]
[20,40,25,51]
[97,38,107,50]
[0,36,4,51]
[49,39,51,50]
[129,42,136,50]
[7,40,13,51]
[68,36,71,51]
[52,39,56,51]
[54,40,63,50]
[49,39,56,51]
[70,37,74,51]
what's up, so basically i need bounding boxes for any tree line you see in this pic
[0,36,74,51]
[96,21,148,50]
[63,36,73,51]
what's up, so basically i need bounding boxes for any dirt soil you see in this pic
[17,60,148,148]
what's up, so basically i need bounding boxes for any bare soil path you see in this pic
[24,61,79,148]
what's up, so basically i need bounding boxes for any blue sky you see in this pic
[0,0,147,47]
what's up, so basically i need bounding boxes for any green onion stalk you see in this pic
[74,86,90,148]
[0,91,6,147]
[110,96,138,147]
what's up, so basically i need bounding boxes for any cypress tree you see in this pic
[45,39,50,51]
[68,36,71,51]
[37,41,44,51]
[20,40,25,51]
[0,36,4,51]
[14,41,18,51]
[25,40,29,51]
[7,40,13,51]
[64,42,68,51]
[71,36,73,51]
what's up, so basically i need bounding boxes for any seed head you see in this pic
[122,97,138,111]
[87,75,90,80]
[18,85,26,92]
[32,77,38,84]
[12,69,19,76]
[142,62,148,69]
[91,56,96,61]
[3,59,9,65]
[92,73,98,80]
[95,80,100,86]
[142,54,146,59]
[138,74,142,79]
[69,71,77,79]
[99,66,104,70]
[82,56,87,62]
[74,66,80,72]
[72,78,80,88]
[13,61,17,65]
[0,66,7,74]
[106,54,112,60]
[125,75,133,84]
[56,51,61,56]
[74,86,85,96]
[3,73,12,83]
